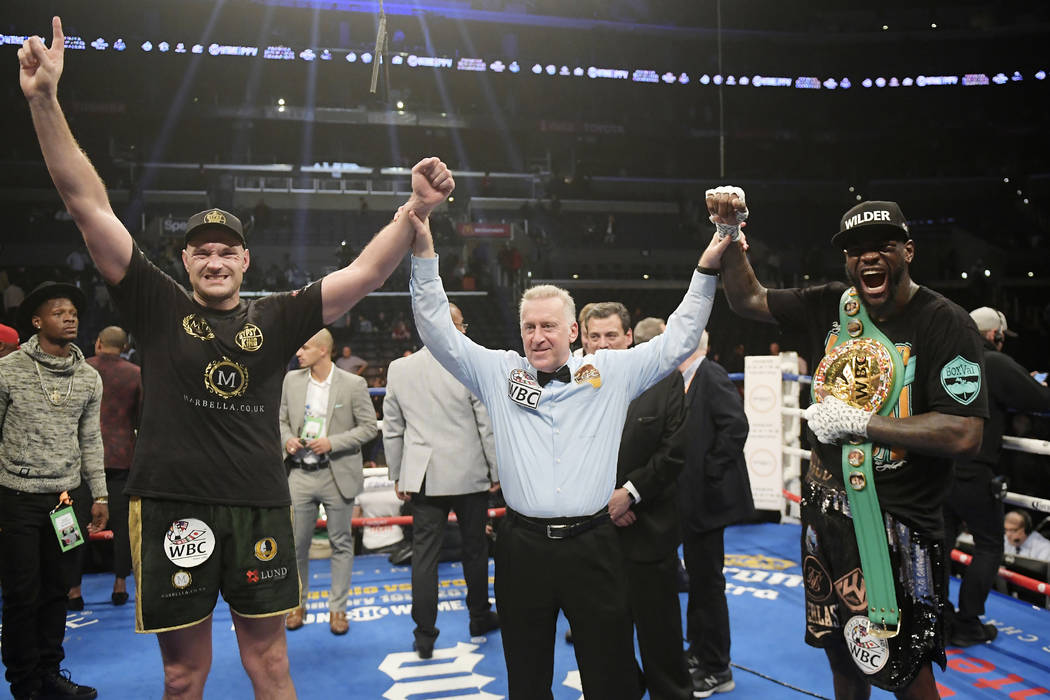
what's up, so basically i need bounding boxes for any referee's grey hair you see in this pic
[633,317,665,344]
[520,285,576,326]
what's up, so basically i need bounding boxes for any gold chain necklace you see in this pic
[33,359,75,406]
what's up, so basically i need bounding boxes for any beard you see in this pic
[844,260,906,319]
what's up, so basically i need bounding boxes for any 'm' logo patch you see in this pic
[182,314,215,341]
[205,357,249,398]
[844,616,890,675]
[940,355,981,405]
[803,556,833,602]
[165,518,215,568]
[508,368,541,410]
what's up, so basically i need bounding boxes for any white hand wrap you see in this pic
[803,396,872,445]
[705,185,749,240]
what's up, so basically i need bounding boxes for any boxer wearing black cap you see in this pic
[19,17,454,699]
[705,190,987,699]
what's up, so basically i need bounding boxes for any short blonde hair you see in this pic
[309,328,334,352]
[519,285,576,325]
[633,317,665,344]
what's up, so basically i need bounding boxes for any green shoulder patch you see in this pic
[940,355,981,405]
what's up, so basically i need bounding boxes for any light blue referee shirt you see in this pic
[410,255,716,518]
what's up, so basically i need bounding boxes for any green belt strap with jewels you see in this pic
[812,287,906,638]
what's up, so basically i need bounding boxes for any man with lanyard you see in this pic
[280,329,377,636]
[0,282,108,700]
[19,17,454,698]
[403,210,722,698]
[706,188,986,699]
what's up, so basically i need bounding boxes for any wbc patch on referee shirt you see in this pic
[508,368,541,409]
[573,364,601,388]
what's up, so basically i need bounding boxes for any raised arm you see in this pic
[703,187,775,323]
[20,17,132,285]
[405,211,493,398]
[320,157,454,324]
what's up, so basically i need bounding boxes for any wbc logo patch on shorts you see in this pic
[508,368,541,410]
[165,518,216,568]
[844,616,890,675]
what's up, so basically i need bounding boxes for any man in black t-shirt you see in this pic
[20,18,454,699]
[703,188,987,699]
[944,307,1050,647]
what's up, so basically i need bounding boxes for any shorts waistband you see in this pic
[507,508,610,540]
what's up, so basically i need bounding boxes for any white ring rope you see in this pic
[776,384,1050,516]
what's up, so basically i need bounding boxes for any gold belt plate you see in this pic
[814,338,895,413]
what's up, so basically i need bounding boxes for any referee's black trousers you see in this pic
[494,514,643,699]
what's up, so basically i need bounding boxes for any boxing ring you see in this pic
[58,367,1050,699]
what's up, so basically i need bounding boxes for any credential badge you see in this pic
[235,323,264,352]
[508,368,541,410]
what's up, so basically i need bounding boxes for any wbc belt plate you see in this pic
[813,338,896,414]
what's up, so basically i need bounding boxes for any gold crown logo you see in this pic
[203,210,227,225]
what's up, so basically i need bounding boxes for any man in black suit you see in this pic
[586,304,692,700]
[678,331,754,697]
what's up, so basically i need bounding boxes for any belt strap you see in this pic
[821,288,906,638]
[508,508,609,540]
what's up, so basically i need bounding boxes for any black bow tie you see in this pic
[537,365,571,387]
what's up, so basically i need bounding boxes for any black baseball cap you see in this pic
[832,200,911,249]
[17,281,86,337]
[184,208,245,247]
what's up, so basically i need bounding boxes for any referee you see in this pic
[405,209,728,698]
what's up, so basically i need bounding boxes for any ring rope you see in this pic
[781,488,1049,597]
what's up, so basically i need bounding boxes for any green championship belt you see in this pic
[812,288,905,639]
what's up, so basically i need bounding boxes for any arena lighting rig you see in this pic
[0,30,1044,93]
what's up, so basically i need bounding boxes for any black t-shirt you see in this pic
[768,282,989,534]
[109,247,323,506]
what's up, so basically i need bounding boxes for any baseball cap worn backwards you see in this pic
[970,306,1018,337]
[184,208,245,247]
[832,200,911,249]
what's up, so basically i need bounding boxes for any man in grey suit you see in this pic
[280,329,378,635]
[383,303,500,659]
